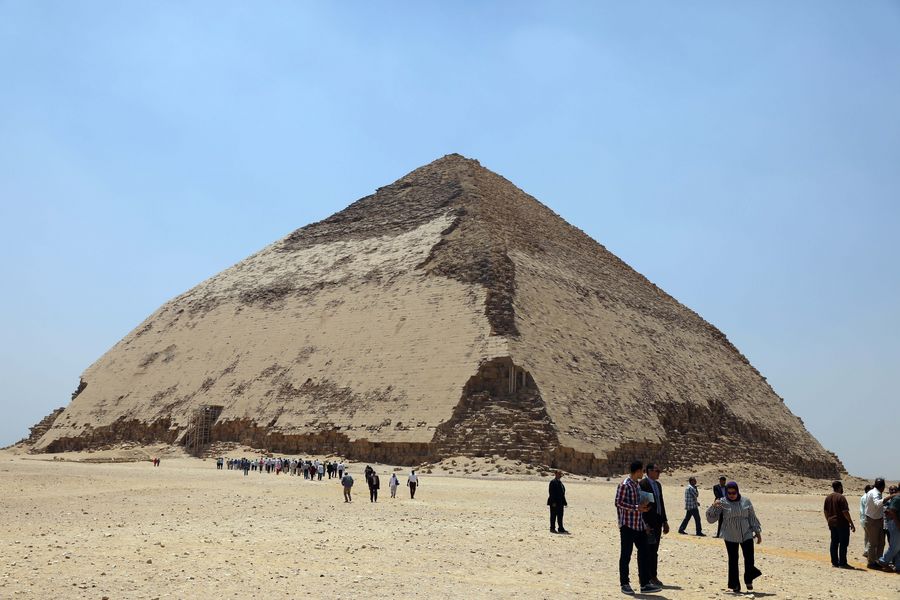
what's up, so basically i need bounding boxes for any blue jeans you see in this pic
[880,518,899,566]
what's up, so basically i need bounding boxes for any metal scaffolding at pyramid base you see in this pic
[183,405,223,456]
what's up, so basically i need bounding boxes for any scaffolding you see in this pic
[184,405,223,456]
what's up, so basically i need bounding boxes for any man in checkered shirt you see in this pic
[678,476,706,536]
[615,460,660,594]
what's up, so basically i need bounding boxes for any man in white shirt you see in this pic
[864,478,896,568]
[408,470,419,499]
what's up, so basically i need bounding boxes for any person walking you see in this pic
[678,477,705,536]
[640,463,669,586]
[713,476,727,537]
[547,470,568,534]
[705,481,762,593]
[615,460,659,595]
[389,473,400,498]
[408,470,419,499]
[341,471,354,503]
[369,472,381,503]
[823,480,856,568]
[864,478,894,568]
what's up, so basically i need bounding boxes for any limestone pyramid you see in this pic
[35,154,842,476]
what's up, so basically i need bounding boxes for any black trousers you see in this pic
[549,505,564,531]
[679,508,702,534]
[370,488,378,502]
[619,527,649,587]
[409,482,417,498]
[830,525,850,566]
[725,539,760,590]
[645,526,661,580]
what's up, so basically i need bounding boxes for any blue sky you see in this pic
[1,2,897,478]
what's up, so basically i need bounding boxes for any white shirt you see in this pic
[389,475,399,488]
[408,472,418,484]
[865,488,885,520]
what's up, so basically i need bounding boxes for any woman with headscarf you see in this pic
[705,481,763,593]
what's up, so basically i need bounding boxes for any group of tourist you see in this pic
[857,479,899,571]
[549,461,898,595]
[219,456,346,479]
[610,460,762,595]
[215,456,421,503]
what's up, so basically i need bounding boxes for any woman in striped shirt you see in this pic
[705,481,763,593]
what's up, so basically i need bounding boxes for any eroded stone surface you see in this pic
[33,154,843,477]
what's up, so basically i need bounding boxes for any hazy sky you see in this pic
[1,2,898,479]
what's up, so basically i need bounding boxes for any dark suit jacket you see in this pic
[713,484,726,499]
[547,478,567,507]
[640,477,668,529]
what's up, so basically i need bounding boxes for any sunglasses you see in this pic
[726,490,738,495]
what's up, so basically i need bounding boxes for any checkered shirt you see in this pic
[615,476,645,531]
[684,484,699,510]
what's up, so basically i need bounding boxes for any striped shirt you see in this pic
[705,497,762,543]
[615,476,645,531]
[684,484,699,510]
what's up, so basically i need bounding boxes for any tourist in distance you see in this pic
[705,481,762,593]
[823,480,856,568]
[368,471,380,503]
[615,460,659,595]
[863,478,895,568]
[408,469,419,499]
[389,472,400,498]
[547,470,568,534]
[341,470,354,502]
[640,463,669,586]
[678,477,705,536]
[876,484,900,571]
[712,476,727,537]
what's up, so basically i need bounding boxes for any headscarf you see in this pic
[725,481,741,501]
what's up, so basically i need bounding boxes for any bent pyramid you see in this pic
[36,154,843,477]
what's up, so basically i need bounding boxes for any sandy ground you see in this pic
[1,449,896,599]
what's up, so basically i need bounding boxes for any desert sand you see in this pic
[1,447,894,599]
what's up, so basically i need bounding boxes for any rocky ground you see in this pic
[0,446,895,599]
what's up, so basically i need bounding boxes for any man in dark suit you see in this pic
[548,470,569,534]
[640,463,669,587]
[713,476,728,537]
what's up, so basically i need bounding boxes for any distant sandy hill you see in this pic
[33,154,843,477]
